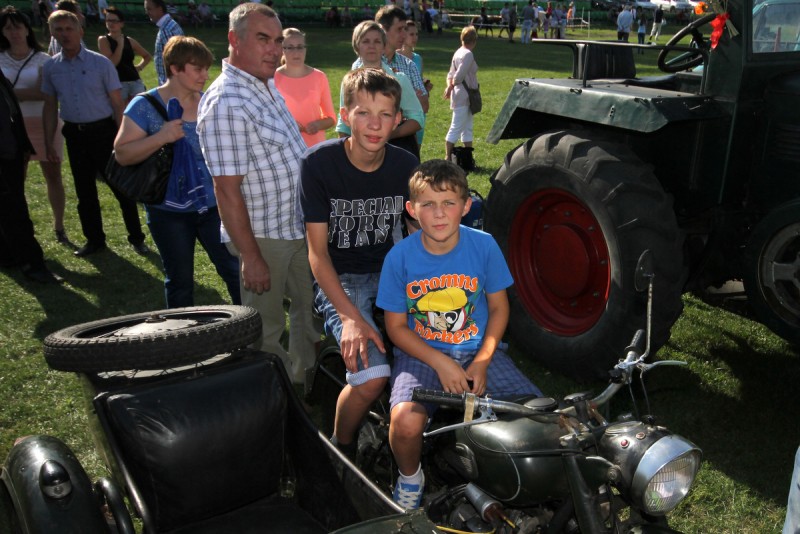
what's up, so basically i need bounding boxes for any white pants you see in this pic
[650,21,663,40]
[445,105,474,144]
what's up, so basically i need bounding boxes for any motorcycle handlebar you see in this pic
[412,388,468,407]
[412,388,556,419]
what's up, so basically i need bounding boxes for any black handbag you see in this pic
[462,80,482,115]
[105,93,173,204]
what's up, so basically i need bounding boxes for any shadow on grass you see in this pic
[650,301,800,507]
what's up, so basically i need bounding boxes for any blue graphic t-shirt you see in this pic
[377,226,514,351]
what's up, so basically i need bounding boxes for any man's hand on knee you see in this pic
[340,316,385,373]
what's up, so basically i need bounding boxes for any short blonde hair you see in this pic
[352,20,385,55]
[461,26,477,45]
[47,9,80,30]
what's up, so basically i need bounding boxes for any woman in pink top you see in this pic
[274,28,335,148]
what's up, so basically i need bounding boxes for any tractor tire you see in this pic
[485,130,685,380]
[743,200,800,345]
[43,305,261,373]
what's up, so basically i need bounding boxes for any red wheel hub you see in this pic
[508,189,610,335]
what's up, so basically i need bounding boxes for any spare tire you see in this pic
[485,130,685,380]
[43,305,261,373]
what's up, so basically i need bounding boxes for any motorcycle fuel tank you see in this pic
[453,398,574,506]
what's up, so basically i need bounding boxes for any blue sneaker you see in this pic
[392,472,425,509]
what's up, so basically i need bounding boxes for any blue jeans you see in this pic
[147,206,241,308]
[313,272,391,387]
[785,445,800,534]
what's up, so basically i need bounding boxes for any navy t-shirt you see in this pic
[299,138,417,274]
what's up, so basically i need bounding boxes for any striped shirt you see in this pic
[154,14,183,85]
[197,59,306,241]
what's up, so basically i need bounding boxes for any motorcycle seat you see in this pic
[95,353,359,533]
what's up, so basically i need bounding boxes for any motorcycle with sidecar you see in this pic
[0,305,435,533]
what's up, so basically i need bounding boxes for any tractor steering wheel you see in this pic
[657,13,716,73]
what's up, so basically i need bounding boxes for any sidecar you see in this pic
[0,306,434,533]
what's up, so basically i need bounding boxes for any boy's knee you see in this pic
[391,402,428,439]
[354,376,387,400]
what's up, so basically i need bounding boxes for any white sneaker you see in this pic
[393,471,425,509]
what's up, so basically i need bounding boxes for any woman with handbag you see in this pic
[113,36,240,308]
[444,25,479,170]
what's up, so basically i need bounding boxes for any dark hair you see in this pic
[341,67,401,113]
[0,7,43,53]
[408,159,469,201]
[104,6,124,21]
[54,0,80,13]
[375,5,406,28]
[147,0,168,13]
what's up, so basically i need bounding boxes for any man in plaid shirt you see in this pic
[144,0,184,84]
[197,2,316,385]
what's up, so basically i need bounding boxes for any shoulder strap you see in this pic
[140,92,169,121]
[10,52,36,88]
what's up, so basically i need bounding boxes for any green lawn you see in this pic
[1,22,798,533]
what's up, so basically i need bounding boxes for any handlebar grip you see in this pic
[411,388,466,407]
[625,329,646,356]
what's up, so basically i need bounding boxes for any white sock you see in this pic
[398,464,423,485]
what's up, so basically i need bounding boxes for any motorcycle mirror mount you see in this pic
[634,249,655,361]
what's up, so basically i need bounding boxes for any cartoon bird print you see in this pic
[414,287,473,333]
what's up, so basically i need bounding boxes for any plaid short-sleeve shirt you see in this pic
[197,60,307,241]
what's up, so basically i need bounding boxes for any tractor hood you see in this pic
[487,77,728,143]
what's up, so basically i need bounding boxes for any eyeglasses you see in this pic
[105,18,121,23]
[282,45,306,51]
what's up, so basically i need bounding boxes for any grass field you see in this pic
[1,21,798,533]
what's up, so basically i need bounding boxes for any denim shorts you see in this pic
[389,343,543,412]
[120,79,147,101]
[313,272,391,386]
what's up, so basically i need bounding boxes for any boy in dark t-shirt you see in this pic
[299,68,418,458]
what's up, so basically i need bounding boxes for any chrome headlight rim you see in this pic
[631,434,701,515]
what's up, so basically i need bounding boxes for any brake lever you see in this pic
[423,403,497,438]
[637,360,688,373]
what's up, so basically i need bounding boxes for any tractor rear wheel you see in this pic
[485,130,685,380]
[743,201,800,345]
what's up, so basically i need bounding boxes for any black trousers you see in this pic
[62,118,145,246]
[0,155,45,269]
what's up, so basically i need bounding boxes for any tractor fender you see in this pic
[487,77,727,143]
[1,435,109,534]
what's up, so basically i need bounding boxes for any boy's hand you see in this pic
[465,360,489,396]
[340,316,385,373]
[434,357,471,394]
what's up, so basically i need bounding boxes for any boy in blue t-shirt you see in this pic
[376,159,542,509]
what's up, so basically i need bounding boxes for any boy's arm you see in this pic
[306,222,385,372]
[384,310,472,394]
[465,289,510,396]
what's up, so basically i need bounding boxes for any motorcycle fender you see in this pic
[1,435,109,534]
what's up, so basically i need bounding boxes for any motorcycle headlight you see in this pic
[631,435,702,515]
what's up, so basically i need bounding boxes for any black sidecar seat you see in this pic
[94,352,362,534]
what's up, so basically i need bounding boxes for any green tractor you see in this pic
[485,0,800,380]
